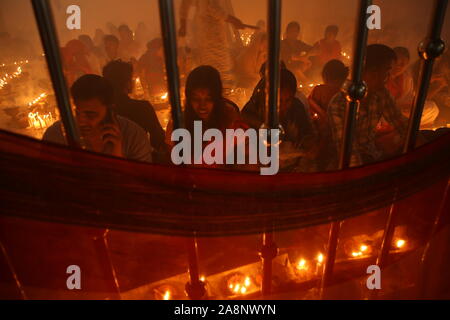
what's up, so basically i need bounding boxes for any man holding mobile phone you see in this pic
[43,74,152,163]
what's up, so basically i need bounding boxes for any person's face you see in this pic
[364,60,395,91]
[392,55,409,77]
[156,46,164,58]
[190,88,214,120]
[325,31,337,41]
[286,27,300,41]
[280,88,295,114]
[75,98,108,137]
[104,40,118,57]
[119,29,132,41]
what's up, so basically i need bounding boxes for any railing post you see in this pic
[0,241,27,299]
[372,0,447,300]
[403,0,447,153]
[259,0,282,297]
[158,0,183,130]
[320,0,371,299]
[158,0,205,300]
[31,0,80,148]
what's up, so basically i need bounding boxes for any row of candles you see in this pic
[157,238,407,300]
[0,60,29,68]
[28,111,53,130]
[27,93,53,130]
[0,66,23,90]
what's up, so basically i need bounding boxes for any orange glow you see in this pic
[317,253,324,264]
[163,291,171,300]
[297,258,307,270]
[396,239,406,249]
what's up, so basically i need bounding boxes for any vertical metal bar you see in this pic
[418,179,450,297]
[260,0,282,297]
[265,0,282,129]
[31,0,80,148]
[320,0,371,298]
[403,0,448,153]
[0,241,27,299]
[184,233,205,300]
[93,230,121,299]
[158,0,183,129]
[158,0,203,299]
[372,0,448,300]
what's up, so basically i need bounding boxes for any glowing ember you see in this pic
[163,291,171,300]
[161,92,168,100]
[341,51,351,60]
[352,251,363,257]
[28,93,47,107]
[239,31,252,46]
[200,275,206,282]
[297,258,308,270]
[0,66,23,89]
[396,239,406,249]
[28,111,53,130]
[317,253,324,264]
[360,245,369,252]
[227,274,253,296]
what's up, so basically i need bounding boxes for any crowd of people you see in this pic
[41,16,450,173]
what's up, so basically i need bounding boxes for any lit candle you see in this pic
[163,290,171,300]
[396,239,406,249]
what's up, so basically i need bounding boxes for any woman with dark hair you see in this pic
[166,65,246,167]
[184,65,241,132]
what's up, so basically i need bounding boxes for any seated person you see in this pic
[242,68,317,171]
[279,69,316,150]
[280,21,313,84]
[118,24,140,61]
[136,39,167,99]
[43,74,152,163]
[328,44,408,167]
[428,53,450,126]
[103,35,120,64]
[309,59,349,170]
[165,65,245,167]
[386,47,438,129]
[102,60,167,162]
[309,59,349,121]
[310,25,343,77]
[234,33,268,91]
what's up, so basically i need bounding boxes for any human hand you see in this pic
[101,122,123,157]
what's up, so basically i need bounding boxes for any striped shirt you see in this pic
[328,88,408,167]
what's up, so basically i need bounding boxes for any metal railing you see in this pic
[17,0,448,300]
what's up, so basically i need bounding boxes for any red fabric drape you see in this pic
[1,129,450,236]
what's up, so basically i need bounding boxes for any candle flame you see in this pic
[163,291,171,300]
[297,258,307,270]
[317,253,324,263]
[396,239,406,249]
